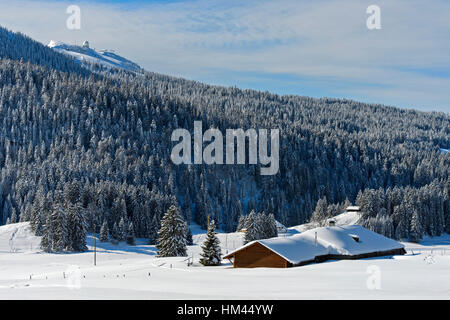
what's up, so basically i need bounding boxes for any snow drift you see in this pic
[288,210,361,234]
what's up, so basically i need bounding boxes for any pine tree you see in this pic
[264,213,278,238]
[409,211,423,243]
[148,214,158,245]
[111,222,120,244]
[51,206,68,252]
[64,181,81,205]
[156,205,187,257]
[10,208,17,224]
[236,215,246,232]
[67,203,87,252]
[394,204,408,240]
[30,201,41,233]
[311,197,329,225]
[186,225,193,245]
[199,220,222,266]
[99,220,109,242]
[40,214,53,252]
[118,217,126,241]
[244,210,261,244]
[32,195,50,236]
[126,222,136,245]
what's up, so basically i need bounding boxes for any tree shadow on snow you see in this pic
[86,236,158,256]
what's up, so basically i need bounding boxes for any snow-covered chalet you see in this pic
[224,225,406,268]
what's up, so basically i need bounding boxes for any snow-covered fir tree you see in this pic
[111,222,120,244]
[40,214,53,252]
[236,215,246,232]
[51,206,68,252]
[311,197,329,225]
[126,222,136,245]
[66,203,87,252]
[156,205,187,257]
[147,214,159,245]
[199,220,222,266]
[10,208,17,224]
[118,217,127,241]
[263,213,278,239]
[244,210,261,244]
[243,211,278,243]
[409,211,423,243]
[99,220,109,242]
[186,225,193,246]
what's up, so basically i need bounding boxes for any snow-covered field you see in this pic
[1,221,450,300]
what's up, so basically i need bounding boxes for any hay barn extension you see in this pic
[224,225,406,268]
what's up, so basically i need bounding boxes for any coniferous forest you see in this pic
[0,26,449,251]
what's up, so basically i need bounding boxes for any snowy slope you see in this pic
[0,222,41,253]
[48,40,142,73]
[1,222,450,299]
[332,211,361,226]
[289,210,361,233]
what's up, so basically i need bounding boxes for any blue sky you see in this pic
[0,0,449,113]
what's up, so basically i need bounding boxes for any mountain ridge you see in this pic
[48,40,143,73]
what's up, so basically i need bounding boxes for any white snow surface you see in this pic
[1,222,450,299]
[309,225,404,256]
[275,220,288,233]
[288,210,361,233]
[226,225,404,264]
[48,40,142,73]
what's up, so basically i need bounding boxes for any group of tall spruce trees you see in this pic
[0,26,449,249]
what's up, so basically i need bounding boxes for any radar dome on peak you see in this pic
[48,40,63,48]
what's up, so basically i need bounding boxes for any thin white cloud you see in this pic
[0,0,448,112]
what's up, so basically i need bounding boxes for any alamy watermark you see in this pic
[65,265,82,289]
[66,5,81,30]
[366,265,381,290]
[170,121,279,175]
[366,5,381,30]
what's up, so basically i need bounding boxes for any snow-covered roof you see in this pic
[346,206,361,211]
[225,225,404,265]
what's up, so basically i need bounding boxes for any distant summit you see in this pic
[0,26,88,76]
[48,40,142,73]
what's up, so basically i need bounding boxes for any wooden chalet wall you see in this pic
[231,242,290,268]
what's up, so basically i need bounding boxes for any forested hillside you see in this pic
[0,27,89,76]
[0,26,448,245]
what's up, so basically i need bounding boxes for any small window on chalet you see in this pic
[348,234,360,242]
